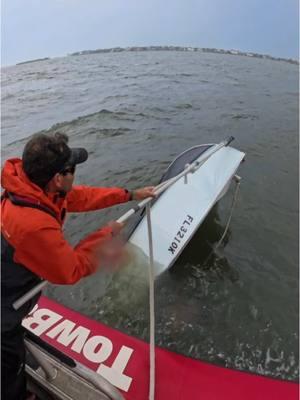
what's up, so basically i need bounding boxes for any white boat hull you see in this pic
[129,145,245,276]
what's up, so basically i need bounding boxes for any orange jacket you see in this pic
[1,158,131,284]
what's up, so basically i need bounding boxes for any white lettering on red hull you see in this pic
[98,346,133,391]
[83,335,113,363]
[22,306,134,392]
[23,308,63,335]
[46,320,90,353]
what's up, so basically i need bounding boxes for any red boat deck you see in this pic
[23,296,298,400]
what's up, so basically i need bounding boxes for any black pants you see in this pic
[1,326,26,400]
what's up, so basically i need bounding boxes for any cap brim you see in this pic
[69,148,88,165]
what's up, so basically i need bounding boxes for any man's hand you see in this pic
[107,221,125,236]
[95,222,126,270]
[132,186,156,201]
[96,235,127,271]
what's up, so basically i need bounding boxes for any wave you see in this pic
[2,93,15,101]
[221,113,258,121]
[231,113,258,120]
[175,103,193,110]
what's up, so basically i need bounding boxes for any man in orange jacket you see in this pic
[1,132,155,400]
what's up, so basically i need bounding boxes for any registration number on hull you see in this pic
[168,214,194,255]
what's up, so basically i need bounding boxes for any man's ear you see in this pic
[53,173,64,189]
[46,173,63,192]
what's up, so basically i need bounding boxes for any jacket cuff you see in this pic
[124,189,133,201]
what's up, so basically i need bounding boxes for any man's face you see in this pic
[59,165,76,193]
[47,165,76,194]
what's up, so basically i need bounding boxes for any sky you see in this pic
[1,0,299,65]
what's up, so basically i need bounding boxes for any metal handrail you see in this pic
[25,336,124,400]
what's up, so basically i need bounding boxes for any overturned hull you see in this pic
[129,143,245,276]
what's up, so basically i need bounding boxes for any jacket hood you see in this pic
[1,158,61,215]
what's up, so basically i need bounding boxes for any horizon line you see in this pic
[3,45,299,68]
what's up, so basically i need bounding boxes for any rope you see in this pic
[144,175,241,399]
[146,203,155,400]
[203,175,241,264]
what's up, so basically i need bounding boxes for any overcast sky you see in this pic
[2,0,299,65]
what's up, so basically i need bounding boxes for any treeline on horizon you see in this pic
[17,46,298,66]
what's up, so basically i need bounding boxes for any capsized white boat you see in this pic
[127,136,245,276]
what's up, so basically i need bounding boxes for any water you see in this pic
[1,51,298,381]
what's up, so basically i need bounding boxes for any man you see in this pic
[1,132,155,400]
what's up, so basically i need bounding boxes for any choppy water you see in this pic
[1,51,299,381]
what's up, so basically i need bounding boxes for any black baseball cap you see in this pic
[68,147,88,167]
[22,132,88,188]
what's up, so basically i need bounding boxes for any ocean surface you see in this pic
[1,51,299,381]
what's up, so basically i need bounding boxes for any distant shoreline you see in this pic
[16,57,50,65]
[15,47,299,66]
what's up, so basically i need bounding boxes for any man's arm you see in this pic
[66,185,131,212]
[66,185,156,212]
[14,222,114,284]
